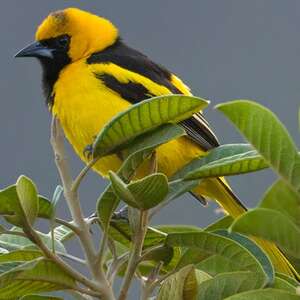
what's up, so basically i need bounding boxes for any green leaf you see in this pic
[230,208,300,258]
[97,124,185,230]
[0,229,66,253]
[5,176,39,227]
[165,232,267,283]
[260,180,300,227]
[276,272,300,288]
[0,186,53,221]
[50,225,75,243]
[184,144,268,180]
[224,289,300,300]
[16,176,39,226]
[21,295,63,300]
[50,185,63,253]
[127,174,169,209]
[197,271,264,300]
[0,250,43,277]
[217,100,300,193]
[109,171,135,206]
[157,265,211,300]
[215,230,274,284]
[109,172,169,210]
[184,269,212,300]
[176,249,209,270]
[272,276,297,292]
[155,225,202,234]
[142,245,174,266]
[37,196,54,219]
[204,216,234,232]
[196,254,241,275]
[93,95,208,157]
[109,218,167,248]
[166,179,200,202]
[0,250,42,263]
[122,123,185,160]
[0,258,76,299]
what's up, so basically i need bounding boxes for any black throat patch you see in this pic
[38,35,71,106]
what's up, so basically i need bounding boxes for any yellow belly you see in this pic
[52,60,205,179]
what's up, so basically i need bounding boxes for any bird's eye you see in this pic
[57,35,70,49]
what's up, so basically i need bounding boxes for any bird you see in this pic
[15,7,297,277]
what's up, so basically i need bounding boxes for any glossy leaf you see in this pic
[157,265,211,300]
[184,144,268,180]
[21,295,63,300]
[215,230,274,284]
[166,179,201,202]
[93,95,208,157]
[142,245,174,266]
[50,225,75,243]
[109,172,169,209]
[176,249,209,270]
[230,208,300,258]
[272,277,296,292]
[0,229,66,253]
[260,180,300,227]
[122,124,185,160]
[0,249,42,263]
[37,196,54,219]
[97,124,185,230]
[109,218,167,248]
[16,175,39,226]
[204,216,234,232]
[50,185,63,253]
[217,100,300,193]
[0,185,53,220]
[0,258,76,299]
[276,272,300,288]
[197,271,263,300]
[155,225,202,234]
[224,288,300,300]
[165,232,267,283]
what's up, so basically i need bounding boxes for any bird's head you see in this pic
[15,7,118,63]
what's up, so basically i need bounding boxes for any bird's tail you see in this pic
[194,177,299,279]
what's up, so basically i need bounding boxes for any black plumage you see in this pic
[88,39,219,151]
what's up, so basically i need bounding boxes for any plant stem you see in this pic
[54,217,80,234]
[71,157,100,194]
[50,117,115,300]
[23,220,102,296]
[118,210,149,300]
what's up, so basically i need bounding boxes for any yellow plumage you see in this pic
[17,7,298,278]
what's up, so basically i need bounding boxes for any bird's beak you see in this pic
[15,41,54,59]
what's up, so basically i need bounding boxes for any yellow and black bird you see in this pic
[15,7,297,277]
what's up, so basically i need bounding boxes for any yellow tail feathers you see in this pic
[194,177,299,279]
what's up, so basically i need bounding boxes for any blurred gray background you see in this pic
[1,0,300,298]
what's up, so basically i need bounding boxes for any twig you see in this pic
[140,261,164,300]
[57,252,86,265]
[22,220,103,296]
[118,210,149,300]
[50,117,115,300]
[71,157,100,194]
[54,217,80,234]
[107,252,130,284]
[2,230,27,238]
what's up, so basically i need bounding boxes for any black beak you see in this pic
[15,41,54,59]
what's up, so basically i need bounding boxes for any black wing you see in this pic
[87,38,219,151]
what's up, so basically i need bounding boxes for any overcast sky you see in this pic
[1,0,300,297]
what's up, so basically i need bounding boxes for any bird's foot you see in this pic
[83,144,93,160]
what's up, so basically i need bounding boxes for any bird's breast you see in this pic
[51,60,204,178]
[51,60,130,174]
